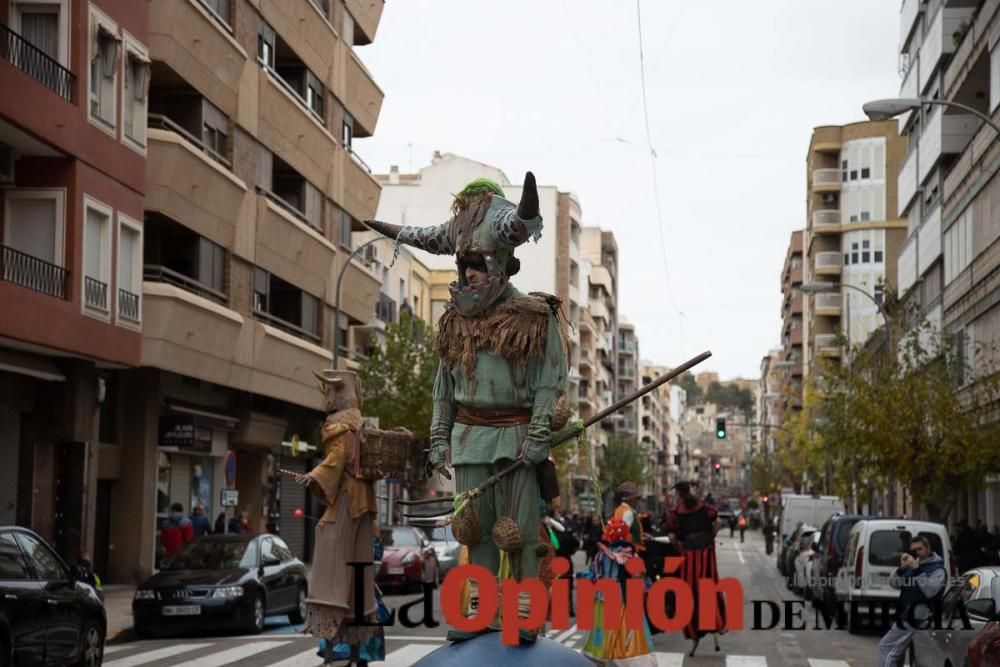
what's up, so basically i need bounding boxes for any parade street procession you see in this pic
[9,2,1000,667]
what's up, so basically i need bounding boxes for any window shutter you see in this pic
[256,144,273,191]
[304,181,322,230]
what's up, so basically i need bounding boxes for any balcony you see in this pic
[787,295,803,316]
[917,107,981,184]
[898,144,918,216]
[256,195,336,299]
[84,276,109,313]
[814,292,842,316]
[900,0,921,49]
[815,333,841,357]
[813,252,843,276]
[0,245,67,299]
[259,68,337,191]
[788,328,803,346]
[344,0,384,44]
[343,44,383,137]
[119,288,141,323]
[918,6,976,92]
[812,209,841,234]
[149,0,248,116]
[618,339,636,355]
[338,146,381,224]
[0,23,74,101]
[146,128,247,248]
[250,319,329,411]
[589,298,610,324]
[811,169,841,192]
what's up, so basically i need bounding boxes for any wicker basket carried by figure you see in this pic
[550,394,570,431]
[452,505,482,547]
[356,427,412,481]
[492,516,524,554]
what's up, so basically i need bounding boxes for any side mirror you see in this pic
[965,598,997,621]
[812,542,822,553]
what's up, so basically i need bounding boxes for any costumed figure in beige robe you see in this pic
[296,370,380,665]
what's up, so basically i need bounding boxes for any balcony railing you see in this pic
[1,245,67,299]
[347,146,372,174]
[84,276,108,311]
[119,288,140,322]
[0,23,75,101]
[253,309,321,344]
[815,333,839,348]
[814,252,843,269]
[812,209,840,229]
[812,169,841,186]
[814,293,842,311]
[144,264,227,305]
[149,113,231,168]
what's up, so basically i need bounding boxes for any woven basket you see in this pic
[452,505,481,547]
[492,516,523,553]
[550,393,570,431]
[357,427,412,481]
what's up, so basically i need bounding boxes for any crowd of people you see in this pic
[159,502,254,560]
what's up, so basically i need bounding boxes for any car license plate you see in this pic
[162,605,202,616]
[388,567,404,575]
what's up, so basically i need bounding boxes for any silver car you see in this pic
[911,567,1000,667]
[424,525,461,577]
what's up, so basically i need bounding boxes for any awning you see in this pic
[0,349,65,382]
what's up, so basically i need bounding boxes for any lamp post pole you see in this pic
[331,237,395,370]
[863,97,1000,137]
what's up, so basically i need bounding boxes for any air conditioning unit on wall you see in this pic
[0,144,14,184]
[820,193,836,206]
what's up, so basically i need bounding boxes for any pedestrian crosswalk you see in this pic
[102,634,857,666]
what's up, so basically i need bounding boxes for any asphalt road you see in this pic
[104,529,883,665]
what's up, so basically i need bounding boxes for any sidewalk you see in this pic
[103,584,136,644]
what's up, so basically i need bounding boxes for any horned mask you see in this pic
[313,369,362,413]
[363,172,543,316]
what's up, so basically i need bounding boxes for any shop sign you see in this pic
[158,416,212,452]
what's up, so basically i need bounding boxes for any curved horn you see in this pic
[364,219,456,255]
[517,171,538,221]
[493,172,543,248]
[362,219,405,240]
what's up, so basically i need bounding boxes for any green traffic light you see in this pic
[716,429,726,439]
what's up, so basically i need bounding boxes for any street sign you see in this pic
[221,489,239,507]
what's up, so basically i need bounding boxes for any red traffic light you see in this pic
[762,495,769,503]
[713,463,721,471]
[294,508,304,518]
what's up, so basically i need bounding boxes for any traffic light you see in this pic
[715,417,727,439]
[713,462,721,474]
[762,494,769,504]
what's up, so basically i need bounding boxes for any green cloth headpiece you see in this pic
[458,178,505,199]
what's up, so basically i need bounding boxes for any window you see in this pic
[862,250,870,263]
[844,253,850,266]
[198,237,225,293]
[143,214,227,301]
[3,190,65,268]
[342,9,355,47]
[260,538,277,564]
[83,197,112,316]
[861,167,870,179]
[305,71,324,120]
[340,210,353,249]
[0,533,32,580]
[301,293,319,334]
[862,240,870,249]
[860,211,870,221]
[342,112,354,150]
[14,532,66,581]
[253,268,269,312]
[200,0,230,28]
[16,3,60,61]
[117,216,142,324]
[271,537,294,561]
[201,100,229,160]
[874,250,883,263]
[122,41,150,150]
[88,9,119,131]
[258,21,275,68]
[253,268,320,341]
[850,170,858,180]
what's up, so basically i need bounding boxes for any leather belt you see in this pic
[455,404,531,427]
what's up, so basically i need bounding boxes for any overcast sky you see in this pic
[356,1,902,380]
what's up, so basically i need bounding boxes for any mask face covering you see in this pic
[451,252,510,316]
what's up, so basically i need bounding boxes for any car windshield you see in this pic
[164,539,253,570]
[381,528,419,547]
[430,526,455,542]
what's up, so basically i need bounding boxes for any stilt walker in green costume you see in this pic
[362,173,568,643]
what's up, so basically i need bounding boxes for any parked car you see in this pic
[809,514,868,609]
[376,526,439,593]
[423,526,461,578]
[0,526,106,667]
[132,533,308,638]
[835,519,954,634]
[782,524,816,584]
[793,532,822,597]
[911,567,1000,667]
[777,495,845,549]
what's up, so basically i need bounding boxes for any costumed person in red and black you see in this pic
[664,481,726,657]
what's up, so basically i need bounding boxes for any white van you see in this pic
[835,519,954,632]
[778,495,845,543]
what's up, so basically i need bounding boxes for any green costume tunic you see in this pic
[430,285,567,577]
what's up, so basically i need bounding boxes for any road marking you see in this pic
[384,643,439,666]
[727,656,768,666]
[103,645,130,655]
[655,652,686,666]
[268,648,329,667]
[103,643,212,667]
[735,544,746,564]
[554,623,578,644]
[178,640,289,667]
[808,660,851,667]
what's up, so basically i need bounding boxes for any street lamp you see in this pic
[331,237,397,370]
[863,97,1000,137]
[800,281,887,323]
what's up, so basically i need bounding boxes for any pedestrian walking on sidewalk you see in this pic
[738,514,747,543]
[876,535,947,666]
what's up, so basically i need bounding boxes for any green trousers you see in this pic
[456,462,540,579]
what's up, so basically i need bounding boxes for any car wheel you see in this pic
[76,622,104,667]
[0,631,11,667]
[289,586,307,625]
[247,594,265,635]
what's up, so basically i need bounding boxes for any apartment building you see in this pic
[669,384,688,483]
[904,0,1000,528]
[804,122,907,375]
[778,230,804,417]
[616,320,639,438]
[0,0,148,572]
[84,0,385,583]
[639,362,674,506]
[758,348,783,455]
[581,227,619,458]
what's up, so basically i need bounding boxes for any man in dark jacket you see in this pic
[877,535,947,666]
[190,506,212,537]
